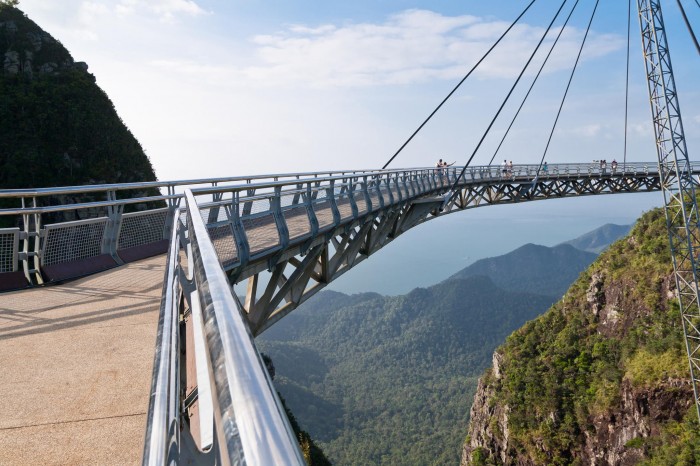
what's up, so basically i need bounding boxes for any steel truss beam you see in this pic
[235,170,672,336]
[637,0,700,420]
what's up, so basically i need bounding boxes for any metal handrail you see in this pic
[184,188,304,464]
[142,190,305,465]
[0,162,670,217]
[0,167,428,198]
[142,210,181,465]
[1,161,691,289]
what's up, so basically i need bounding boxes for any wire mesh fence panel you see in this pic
[117,208,168,250]
[280,192,302,208]
[367,192,382,212]
[335,194,354,221]
[283,205,312,242]
[377,184,389,206]
[247,198,273,216]
[243,214,280,256]
[198,205,230,225]
[0,228,19,273]
[354,191,368,216]
[207,223,239,268]
[42,218,108,266]
[312,197,335,231]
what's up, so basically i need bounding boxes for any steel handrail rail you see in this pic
[0,166,432,198]
[187,162,663,197]
[184,189,305,465]
[0,161,670,205]
[142,210,181,465]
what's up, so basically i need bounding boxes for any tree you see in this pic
[0,0,20,7]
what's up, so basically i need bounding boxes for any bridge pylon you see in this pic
[637,0,700,420]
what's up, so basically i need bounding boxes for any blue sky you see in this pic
[17,0,699,180]
[16,0,700,293]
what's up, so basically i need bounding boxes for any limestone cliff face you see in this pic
[0,5,157,198]
[461,209,698,465]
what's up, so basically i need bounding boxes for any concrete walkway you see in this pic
[0,255,165,466]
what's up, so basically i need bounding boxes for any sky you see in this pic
[16,0,700,294]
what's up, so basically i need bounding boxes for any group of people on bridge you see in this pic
[597,159,619,175]
[435,159,455,174]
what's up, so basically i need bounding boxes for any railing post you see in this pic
[401,172,413,200]
[163,185,179,241]
[362,176,372,213]
[348,178,359,220]
[207,182,223,224]
[374,175,385,209]
[242,180,255,216]
[327,180,341,228]
[389,174,398,204]
[304,182,319,240]
[231,191,250,270]
[103,190,125,265]
[20,196,43,285]
[271,186,290,255]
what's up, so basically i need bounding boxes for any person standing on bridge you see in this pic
[611,159,618,174]
[502,159,508,178]
[600,159,607,175]
[542,162,548,174]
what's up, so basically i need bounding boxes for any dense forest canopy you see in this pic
[0,5,157,190]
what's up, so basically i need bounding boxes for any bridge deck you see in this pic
[0,255,164,465]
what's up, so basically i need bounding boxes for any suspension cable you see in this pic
[534,0,601,179]
[624,0,632,166]
[488,0,582,167]
[381,0,539,169]
[677,0,700,55]
[447,0,570,194]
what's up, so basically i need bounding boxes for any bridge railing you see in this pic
[0,162,668,289]
[142,189,306,466]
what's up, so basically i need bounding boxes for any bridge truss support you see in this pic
[237,170,663,336]
[637,0,700,419]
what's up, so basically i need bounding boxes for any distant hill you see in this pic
[449,243,597,299]
[559,223,632,253]
[259,276,555,465]
[0,5,157,192]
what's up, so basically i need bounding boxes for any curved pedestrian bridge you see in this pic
[0,162,697,465]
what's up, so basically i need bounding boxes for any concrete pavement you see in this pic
[0,255,165,465]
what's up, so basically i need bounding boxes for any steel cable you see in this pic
[487,0,583,167]
[381,0,539,169]
[624,0,632,166]
[677,0,700,55]
[534,0,602,180]
[448,0,571,194]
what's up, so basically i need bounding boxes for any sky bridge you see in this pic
[0,161,698,465]
[2,0,700,464]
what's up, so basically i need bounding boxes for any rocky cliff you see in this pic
[462,208,700,465]
[0,5,157,192]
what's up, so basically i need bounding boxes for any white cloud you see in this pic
[238,10,624,88]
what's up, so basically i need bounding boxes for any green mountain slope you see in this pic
[449,243,597,299]
[259,275,555,465]
[462,208,700,465]
[0,5,157,192]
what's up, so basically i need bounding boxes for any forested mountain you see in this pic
[260,276,554,465]
[449,243,597,299]
[560,223,632,254]
[462,208,700,465]
[0,5,157,192]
